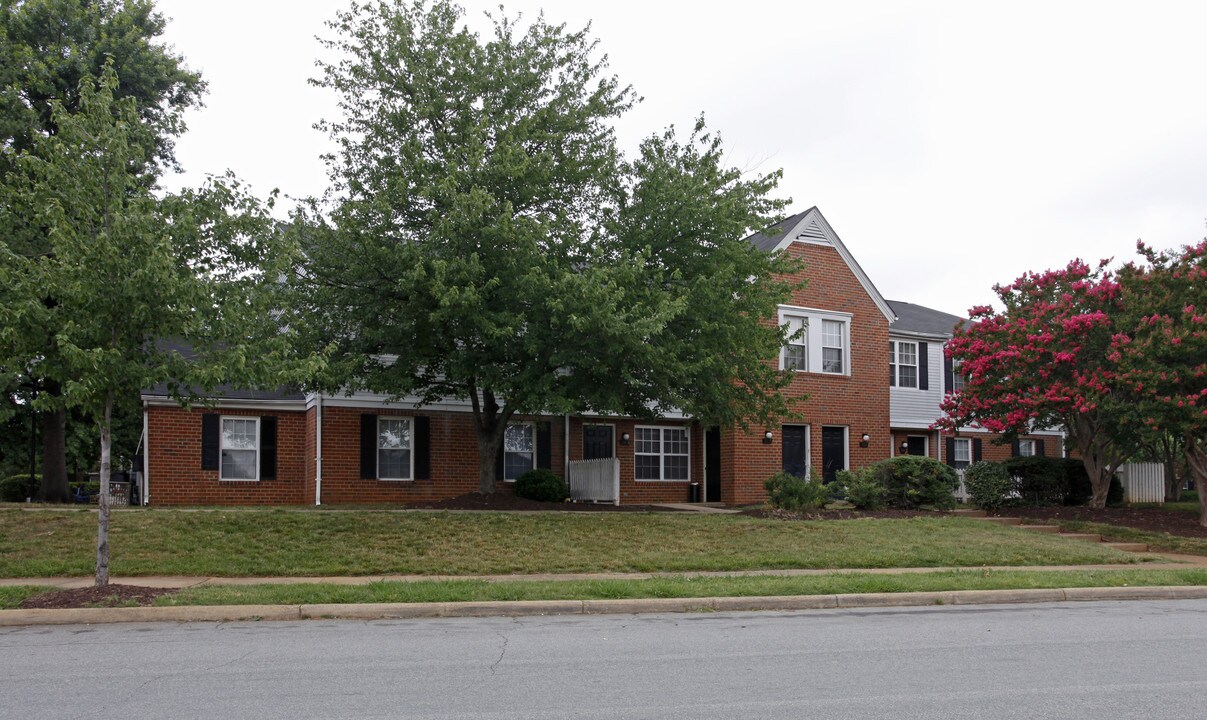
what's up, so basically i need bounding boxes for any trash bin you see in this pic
[689,482,700,503]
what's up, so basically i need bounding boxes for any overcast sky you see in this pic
[154,0,1207,317]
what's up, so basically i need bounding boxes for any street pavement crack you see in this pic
[490,631,509,675]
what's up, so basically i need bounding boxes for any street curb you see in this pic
[4,586,1207,627]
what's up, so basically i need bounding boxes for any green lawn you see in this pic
[1036,518,1207,556]
[0,508,1142,578]
[155,568,1207,607]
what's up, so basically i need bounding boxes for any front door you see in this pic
[907,436,927,456]
[821,426,846,483]
[583,424,614,460]
[705,427,721,502]
[782,425,809,479]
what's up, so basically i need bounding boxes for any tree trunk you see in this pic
[1073,414,1118,509]
[469,384,514,494]
[96,398,112,587]
[39,404,70,503]
[1165,457,1182,503]
[1185,439,1207,528]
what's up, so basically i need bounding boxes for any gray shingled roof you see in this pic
[140,339,305,402]
[745,207,817,252]
[887,300,966,337]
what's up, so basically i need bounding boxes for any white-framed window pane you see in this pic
[635,427,660,454]
[635,454,660,481]
[952,373,966,392]
[378,418,411,480]
[220,418,258,480]
[898,365,917,388]
[822,320,845,373]
[783,316,808,371]
[954,439,971,469]
[785,344,807,371]
[1019,440,1035,457]
[635,427,689,481]
[898,342,916,366]
[504,424,534,481]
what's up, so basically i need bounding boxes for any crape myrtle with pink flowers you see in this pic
[938,242,1207,522]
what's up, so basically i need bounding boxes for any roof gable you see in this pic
[748,207,896,323]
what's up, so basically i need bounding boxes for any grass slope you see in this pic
[0,508,1138,578]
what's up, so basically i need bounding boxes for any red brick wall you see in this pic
[719,240,892,505]
[146,406,309,506]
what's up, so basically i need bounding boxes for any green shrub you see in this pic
[1002,456,1066,506]
[764,471,831,511]
[833,468,886,510]
[869,456,959,510]
[514,469,568,502]
[1183,490,1199,503]
[0,474,40,502]
[1108,475,1125,507]
[963,461,1015,510]
[1062,459,1092,506]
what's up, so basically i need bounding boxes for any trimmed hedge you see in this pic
[1001,456,1066,507]
[869,456,959,510]
[764,471,832,511]
[963,461,1015,510]
[832,468,886,510]
[0,474,40,502]
[514,469,569,502]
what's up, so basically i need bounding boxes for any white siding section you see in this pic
[889,335,944,428]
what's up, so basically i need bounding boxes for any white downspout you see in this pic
[315,394,324,506]
[141,402,150,506]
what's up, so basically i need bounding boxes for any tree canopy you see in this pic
[298,0,798,493]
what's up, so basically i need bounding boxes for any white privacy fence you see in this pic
[567,457,620,506]
[954,470,969,503]
[1117,462,1165,504]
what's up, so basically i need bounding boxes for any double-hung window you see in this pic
[635,426,690,481]
[951,359,966,392]
[821,320,846,374]
[504,423,535,481]
[953,438,972,470]
[220,417,259,481]
[378,417,412,480]
[1018,439,1037,457]
[783,316,808,371]
[890,341,918,388]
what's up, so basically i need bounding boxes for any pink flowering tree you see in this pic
[937,260,1127,508]
[1114,241,1207,525]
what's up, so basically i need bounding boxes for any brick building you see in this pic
[140,207,1060,506]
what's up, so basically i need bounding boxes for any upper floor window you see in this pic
[821,320,846,374]
[783,316,808,371]
[951,359,966,393]
[889,341,918,388]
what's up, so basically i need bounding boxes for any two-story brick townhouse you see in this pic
[885,300,1066,480]
[138,207,896,507]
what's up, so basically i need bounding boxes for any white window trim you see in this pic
[782,315,808,372]
[777,305,852,377]
[634,425,691,482]
[820,320,847,375]
[504,422,536,483]
[377,416,414,482]
[890,340,919,388]
[220,416,259,483]
[951,358,966,393]
[953,438,972,468]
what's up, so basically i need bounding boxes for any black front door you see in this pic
[907,436,926,456]
[821,427,846,483]
[705,427,721,502]
[583,425,613,460]
[782,425,809,479]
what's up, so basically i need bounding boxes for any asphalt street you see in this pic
[3,599,1205,719]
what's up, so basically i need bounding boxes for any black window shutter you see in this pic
[537,421,552,470]
[945,437,956,467]
[360,414,377,480]
[414,416,431,480]
[918,342,929,390]
[973,439,983,462]
[944,355,954,394]
[259,416,278,480]
[1011,439,1021,457]
[1035,439,1045,457]
[201,414,220,470]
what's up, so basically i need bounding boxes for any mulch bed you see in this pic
[19,584,179,610]
[406,492,684,512]
[994,506,1207,539]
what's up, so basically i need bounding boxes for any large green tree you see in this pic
[0,0,203,502]
[300,0,798,494]
[0,66,303,584]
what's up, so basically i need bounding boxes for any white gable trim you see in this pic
[771,208,896,323]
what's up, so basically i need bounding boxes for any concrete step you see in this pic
[1058,533,1103,543]
[1105,542,1149,553]
[1019,525,1060,534]
[980,517,1022,526]
[951,509,987,517]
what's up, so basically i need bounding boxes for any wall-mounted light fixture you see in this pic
[620,432,631,445]
[763,431,774,444]
[899,441,909,454]
[860,433,871,448]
